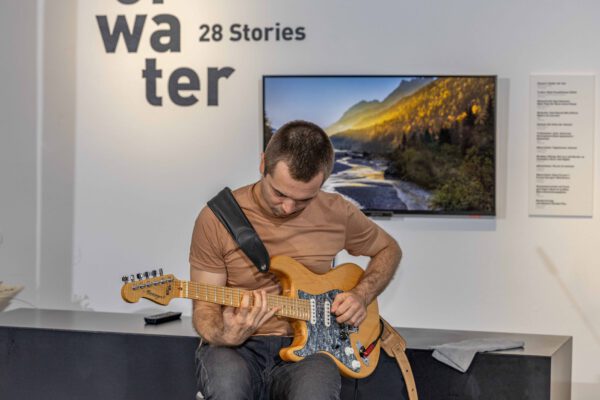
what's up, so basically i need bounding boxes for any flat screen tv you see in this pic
[262,75,496,216]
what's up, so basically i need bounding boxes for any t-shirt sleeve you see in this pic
[189,206,228,274]
[343,201,395,257]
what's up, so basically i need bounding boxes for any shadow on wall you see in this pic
[537,247,600,346]
[38,0,78,310]
[495,77,510,221]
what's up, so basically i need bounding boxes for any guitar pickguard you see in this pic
[294,289,362,372]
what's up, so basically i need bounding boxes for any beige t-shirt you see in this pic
[189,183,393,336]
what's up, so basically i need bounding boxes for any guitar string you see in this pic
[190,283,309,320]
[193,283,310,320]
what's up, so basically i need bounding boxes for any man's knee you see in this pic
[196,345,253,400]
[273,354,341,400]
[297,354,341,397]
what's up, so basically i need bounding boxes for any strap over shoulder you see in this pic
[207,187,270,273]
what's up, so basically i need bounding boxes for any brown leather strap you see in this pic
[380,319,418,400]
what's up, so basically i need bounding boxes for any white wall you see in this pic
[0,1,38,307]
[2,0,600,398]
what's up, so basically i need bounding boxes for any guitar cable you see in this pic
[358,319,385,358]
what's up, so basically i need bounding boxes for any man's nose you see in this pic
[281,198,296,214]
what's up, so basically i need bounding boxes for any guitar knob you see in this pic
[136,273,143,280]
[130,274,135,282]
[159,268,164,276]
[121,276,129,282]
[344,347,354,356]
[351,360,361,370]
[151,270,157,277]
[144,271,149,279]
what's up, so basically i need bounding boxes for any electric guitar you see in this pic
[121,255,381,379]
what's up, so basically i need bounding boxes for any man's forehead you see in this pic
[271,161,324,181]
[269,162,323,201]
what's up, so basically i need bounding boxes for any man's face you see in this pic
[260,161,323,217]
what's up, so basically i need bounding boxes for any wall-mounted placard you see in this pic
[529,75,595,216]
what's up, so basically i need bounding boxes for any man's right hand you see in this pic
[221,290,278,346]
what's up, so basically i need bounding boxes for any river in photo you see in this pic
[322,150,433,211]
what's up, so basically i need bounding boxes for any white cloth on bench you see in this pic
[431,338,524,372]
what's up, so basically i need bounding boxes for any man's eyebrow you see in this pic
[271,184,316,202]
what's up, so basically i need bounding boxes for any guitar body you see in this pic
[269,256,381,379]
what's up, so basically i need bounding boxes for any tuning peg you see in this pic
[136,273,142,280]
[151,270,157,277]
[159,268,164,276]
[130,274,135,282]
[144,271,149,279]
[121,276,129,283]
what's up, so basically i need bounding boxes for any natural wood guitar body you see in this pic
[270,256,381,378]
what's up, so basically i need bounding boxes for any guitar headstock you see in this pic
[120,269,180,305]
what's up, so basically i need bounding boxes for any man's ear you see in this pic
[259,153,265,176]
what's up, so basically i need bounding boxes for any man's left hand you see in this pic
[331,290,367,327]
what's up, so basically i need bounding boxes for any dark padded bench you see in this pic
[0,309,571,399]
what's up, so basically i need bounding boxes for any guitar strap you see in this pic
[380,318,419,400]
[207,187,418,399]
[207,187,270,273]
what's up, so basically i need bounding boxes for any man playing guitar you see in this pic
[190,120,402,400]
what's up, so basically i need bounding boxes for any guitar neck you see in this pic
[177,280,311,321]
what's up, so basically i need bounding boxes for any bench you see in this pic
[0,309,571,399]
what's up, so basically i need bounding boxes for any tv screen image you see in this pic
[263,75,496,216]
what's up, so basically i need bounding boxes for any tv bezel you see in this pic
[261,74,497,217]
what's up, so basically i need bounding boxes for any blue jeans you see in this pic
[195,336,341,400]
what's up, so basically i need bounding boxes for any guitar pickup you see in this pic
[324,300,331,327]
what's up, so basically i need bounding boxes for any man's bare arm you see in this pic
[354,239,402,304]
[331,239,402,326]
[191,270,227,344]
[191,269,277,346]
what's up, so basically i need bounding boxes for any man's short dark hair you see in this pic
[264,120,334,183]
